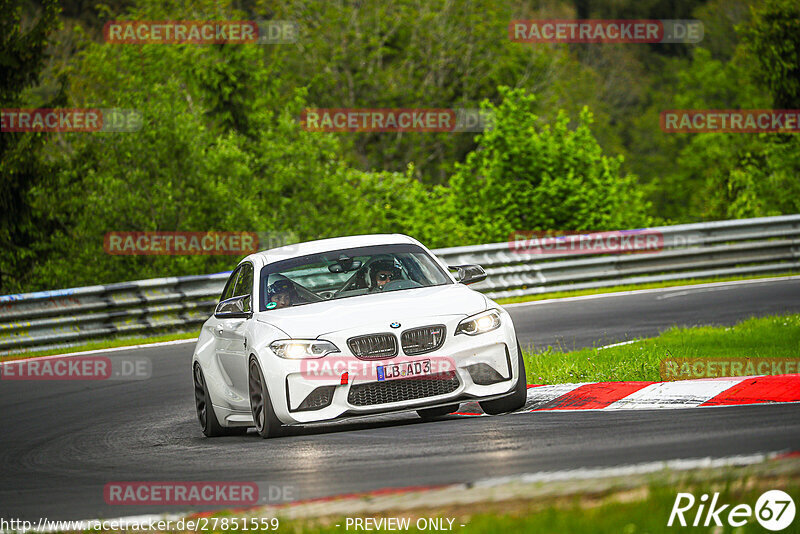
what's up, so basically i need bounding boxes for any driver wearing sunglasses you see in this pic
[368,259,402,292]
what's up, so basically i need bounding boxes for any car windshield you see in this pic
[259,244,452,311]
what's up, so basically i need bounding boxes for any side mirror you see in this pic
[449,264,487,285]
[215,295,252,319]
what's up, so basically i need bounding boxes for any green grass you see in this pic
[203,475,800,534]
[495,272,799,305]
[0,331,199,362]
[453,483,800,534]
[522,313,800,384]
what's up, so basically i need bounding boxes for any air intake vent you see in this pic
[466,363,507,385]
[401,325,446,355]
[347,333,398,360]
[296,385,335,411]
[347,371,459,406]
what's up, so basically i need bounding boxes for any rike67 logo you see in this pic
[669,490,796,531]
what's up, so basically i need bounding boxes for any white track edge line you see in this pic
[501,275,800,308]
[596,339,639,350]
[0,338,198,365]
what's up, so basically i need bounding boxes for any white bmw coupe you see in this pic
[192,234,527,438]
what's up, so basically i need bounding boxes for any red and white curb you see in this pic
[457,374,800,415]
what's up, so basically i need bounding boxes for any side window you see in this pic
[220,268,241,303]
[233,263,254,298]
[233,263,254,312]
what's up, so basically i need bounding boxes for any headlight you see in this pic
[269,340,340,359]
[455,309,502,336]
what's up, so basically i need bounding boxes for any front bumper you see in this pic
[272,319,519,425]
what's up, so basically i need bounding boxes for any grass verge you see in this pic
[522,313,800,384]
[242,485,800,533]
[187,456,800,534]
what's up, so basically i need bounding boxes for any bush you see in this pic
[448,87,652,245]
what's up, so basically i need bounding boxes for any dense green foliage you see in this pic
[448,89,650,245]
[1,0,798,293]
[0,0,64,292]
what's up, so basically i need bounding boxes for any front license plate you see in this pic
[377,360,431,381]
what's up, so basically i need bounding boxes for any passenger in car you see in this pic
[268,279,297,309]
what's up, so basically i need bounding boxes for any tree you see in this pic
[448,87,652,245]
[0,0,63,294]
[667,4,800,222]
[259,0,602,183]
[741,0,800,108]
[22,0,387,288]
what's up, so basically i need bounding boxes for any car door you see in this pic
[215,262,254,403]
[205,268,241,366]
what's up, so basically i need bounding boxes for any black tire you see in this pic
[417,404,460,420]
[248,357,284,439]
[194,363,230,437]
[479,340,527,415]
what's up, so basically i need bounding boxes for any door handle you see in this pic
[216,326,224,336]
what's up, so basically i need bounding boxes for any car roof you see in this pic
[244,234,420,266]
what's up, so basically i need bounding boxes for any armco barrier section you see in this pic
[1,215,799,355]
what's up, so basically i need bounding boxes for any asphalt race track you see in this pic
[1,278,799,521]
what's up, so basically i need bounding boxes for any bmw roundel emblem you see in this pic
[390,322,401,329]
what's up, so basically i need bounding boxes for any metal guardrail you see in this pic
[2,215,799,355]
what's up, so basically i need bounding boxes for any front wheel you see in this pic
[479,340,527,415]
[194,364,239,437]
[248,357,284,439]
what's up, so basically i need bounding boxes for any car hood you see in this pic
[255,284,488,338]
